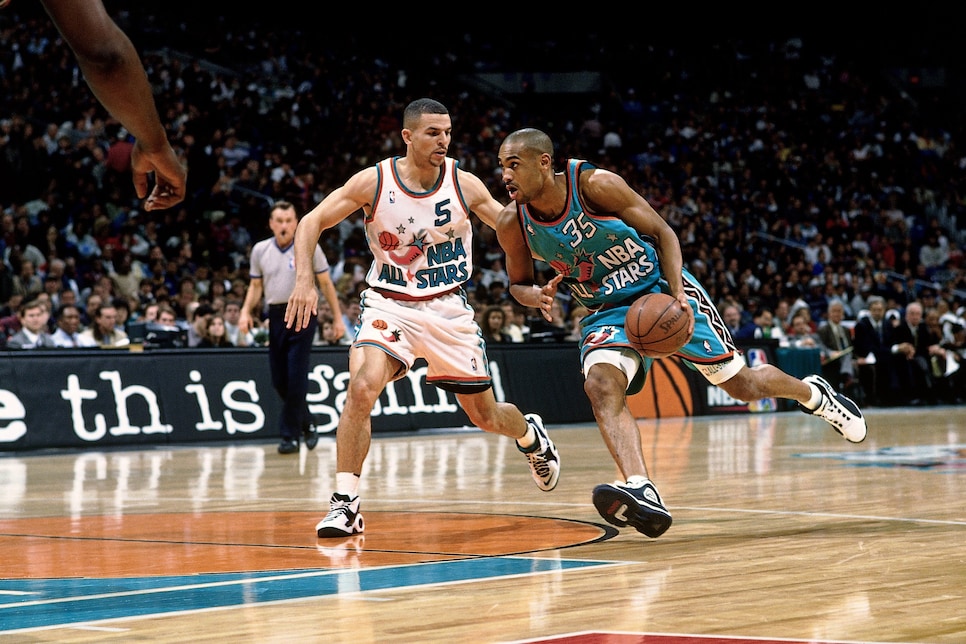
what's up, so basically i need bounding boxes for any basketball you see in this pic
[378,230,400,251]
[625,293,693,358]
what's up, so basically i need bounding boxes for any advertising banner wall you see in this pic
[0,341,809,452]
[0,345,592,452]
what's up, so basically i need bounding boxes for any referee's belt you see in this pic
[373,286,459,302]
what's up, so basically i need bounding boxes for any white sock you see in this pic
[516,422,537,450]
[805,383,823,410]
[625,475,650,487]
[335,472,360,497]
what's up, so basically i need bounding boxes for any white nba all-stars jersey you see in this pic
[365,157,475,299]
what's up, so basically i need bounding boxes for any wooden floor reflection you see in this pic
[1,406,964,643]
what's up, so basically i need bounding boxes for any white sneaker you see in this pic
[316,493,365,538]
[800,374,867,443]
[517,413,560,491]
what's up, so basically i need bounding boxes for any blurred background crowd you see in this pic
[1,5,965,405]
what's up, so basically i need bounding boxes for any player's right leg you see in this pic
[581,347,672,538]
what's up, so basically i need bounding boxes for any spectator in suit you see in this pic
[887,301,932,405]
[5,298,57,350]
[51,304,98,348]
[817,299,857,397]
[852,295,897,406]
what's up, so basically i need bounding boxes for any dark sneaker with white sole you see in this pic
[592,478,672,538]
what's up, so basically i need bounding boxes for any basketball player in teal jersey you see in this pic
[495,128,867,539]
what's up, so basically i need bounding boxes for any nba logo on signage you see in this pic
[745,348,778,412]
[745,348,769,368]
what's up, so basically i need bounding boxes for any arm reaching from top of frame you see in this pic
[40,0,187,211]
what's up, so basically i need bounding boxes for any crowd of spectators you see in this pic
[1,8,965,402]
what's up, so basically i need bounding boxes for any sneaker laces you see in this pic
[817,393,850,426]
[526,449,552,480]
[324,495,354,523]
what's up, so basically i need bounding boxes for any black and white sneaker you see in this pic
[592,478,672,538]
[517,414,560,491]
[316,493,364,538]
[800,374,867,443]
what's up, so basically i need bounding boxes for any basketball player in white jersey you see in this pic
[286,98,560,538]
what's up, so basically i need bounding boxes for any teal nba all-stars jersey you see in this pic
[516,159,741,391]
[517,159,661,312]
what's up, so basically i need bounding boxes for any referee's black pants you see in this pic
[267,304,317,442]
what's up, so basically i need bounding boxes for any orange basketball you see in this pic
[378,230,400,251]
[625,293,693,358]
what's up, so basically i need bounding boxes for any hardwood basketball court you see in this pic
[1,406,964,642]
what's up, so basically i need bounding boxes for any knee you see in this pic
[345,374,384,407]
[584,367,627,409]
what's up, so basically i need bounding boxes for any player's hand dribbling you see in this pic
[673,292,695,337]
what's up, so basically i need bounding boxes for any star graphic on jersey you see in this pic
[573,249,595,282]
[606,233,619,242]
[446,228,456,240]
[396,224,406,234]
[381,329,403,343]
[585,326,618,345]
[408,217,415,224]
[409,231,429,251]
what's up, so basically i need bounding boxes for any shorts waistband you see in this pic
[372,286,459,302]
[267,303,288,311]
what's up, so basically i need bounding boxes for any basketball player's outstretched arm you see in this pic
[40,0,186,211]
[286,168,376,331]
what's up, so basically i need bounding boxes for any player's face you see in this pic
[408,114,452,167]
[497,142,540,204]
